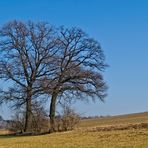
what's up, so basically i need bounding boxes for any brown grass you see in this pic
[0,129,12,135]
[0,112,148,147]
[0,129,148,148]
[79,122,148,132]
[78,112,148,128]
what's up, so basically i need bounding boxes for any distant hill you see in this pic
[78,112,148,128]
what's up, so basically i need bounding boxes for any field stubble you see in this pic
[0,112,148,148]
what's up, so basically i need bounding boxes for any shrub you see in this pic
[55,106,80,132]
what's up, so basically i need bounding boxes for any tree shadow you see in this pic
[0,131,50,138]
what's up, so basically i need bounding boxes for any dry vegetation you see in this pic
[0,129,148,148]
[78,112,148,128]
[0,129,12,135]
[0,112,148,148]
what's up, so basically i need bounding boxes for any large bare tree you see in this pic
[0,21,57,132]
[43,27,107,132]
[0,21,107,133]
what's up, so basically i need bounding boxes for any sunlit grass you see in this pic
[0,129,12,135]
[0,129,148,148]
[0,112,148,148]
[78,112,148,128]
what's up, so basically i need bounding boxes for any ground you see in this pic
[0,112,148,148]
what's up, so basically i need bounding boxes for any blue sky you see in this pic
[0,0,148,119]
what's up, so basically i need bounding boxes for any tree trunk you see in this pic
[24,87,32,132]
[49,92,58,133]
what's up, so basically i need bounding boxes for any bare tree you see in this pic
[31,101,49,133]
[0,21,107,133]
[8,110,25,133]
[43,27,108,132]
[0,20,57,132]
[57,102,80,131]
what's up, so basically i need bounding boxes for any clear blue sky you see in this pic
[0,0,148,119]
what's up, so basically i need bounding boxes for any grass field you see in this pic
[78,112,148,128]
[0,112,148,148]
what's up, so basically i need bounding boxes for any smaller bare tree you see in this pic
[31,101,49,133]
[61,106,80,131]
[9,102,49,133]
[54,103,80,132]
[8,111,25,133]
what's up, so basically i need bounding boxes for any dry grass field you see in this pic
[78,112,148,128]
[0,112,148,148]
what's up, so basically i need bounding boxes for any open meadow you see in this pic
[0,112,148,148]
